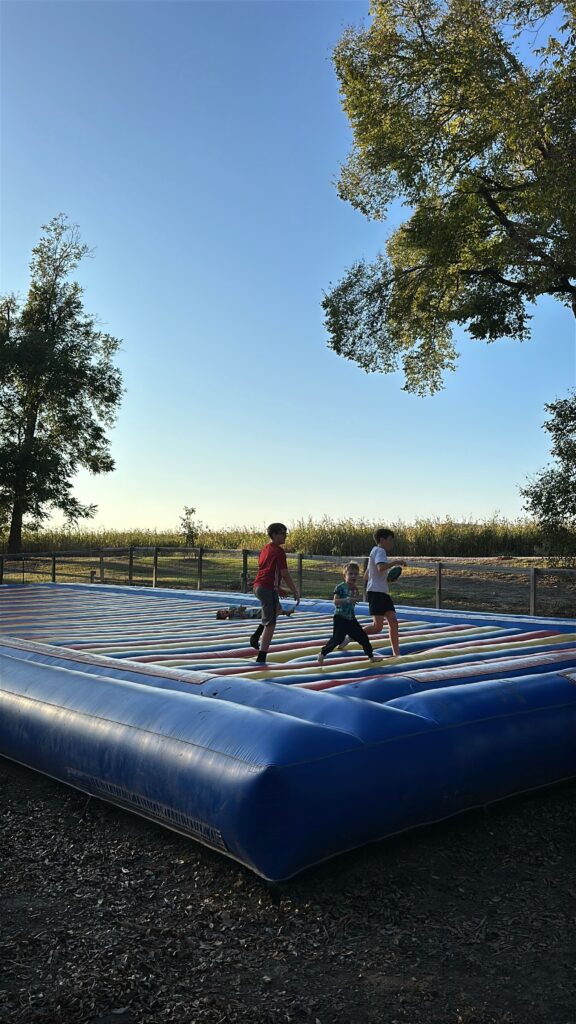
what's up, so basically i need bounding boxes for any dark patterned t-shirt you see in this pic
[334,582,359,620]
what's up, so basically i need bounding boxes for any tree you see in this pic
[521,390,576,535]
[323,0,576,394]
[0,215,123,553]
[179,506,204,546]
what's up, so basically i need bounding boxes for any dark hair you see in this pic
[267,522,288,539]
[374,528,394,543]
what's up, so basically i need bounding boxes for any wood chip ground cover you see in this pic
[1,759,574,1024]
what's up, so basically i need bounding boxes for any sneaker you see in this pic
[369,652,384,662]
[317,653,325,665]
[337,637,351,650]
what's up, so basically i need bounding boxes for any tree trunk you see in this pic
[7,500,24,554]
[7,414,38,554]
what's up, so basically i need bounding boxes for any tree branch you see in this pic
[478,187,570,275]
[459,267,528,289]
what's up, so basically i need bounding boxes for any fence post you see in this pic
[128,545,134,586]
[197,547,203,590]
[435,562,442,608]
[241,550,248,593]
[529,567,537,616]
[362,557,369,598]
[99,552,105,583]
[51,554,56,583]
[297,553,303,597]
[152,547,159,588]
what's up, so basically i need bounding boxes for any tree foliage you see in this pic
[0,215,123,552]
[323,0,576,393]
[179,505,204,546]
[520,390,576,533]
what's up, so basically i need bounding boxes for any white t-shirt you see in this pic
[367,545,389,594]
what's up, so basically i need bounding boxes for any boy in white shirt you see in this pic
[363,528,407,657]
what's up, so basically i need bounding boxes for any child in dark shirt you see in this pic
[216,603,295,622]
[318,562,382,665]
[216,605,263,620]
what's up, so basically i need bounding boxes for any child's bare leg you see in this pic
[385,611,400,656]
[363,615,385,636]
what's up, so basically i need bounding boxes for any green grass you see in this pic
[3,549,573,617]
[0,549,434,599]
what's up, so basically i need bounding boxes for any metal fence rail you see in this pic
[0,547,575,618]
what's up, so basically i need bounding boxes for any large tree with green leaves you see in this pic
[323,0,576,394]
[0,215,123,553]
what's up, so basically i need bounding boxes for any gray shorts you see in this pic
[254,586,281,626]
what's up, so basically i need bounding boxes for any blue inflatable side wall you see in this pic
[1,631,575,879]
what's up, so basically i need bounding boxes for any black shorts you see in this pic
[367,591,395,616]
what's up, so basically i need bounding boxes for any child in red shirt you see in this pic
[252,522,299,666]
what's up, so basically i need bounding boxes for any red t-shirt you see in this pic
[253,542,287,590]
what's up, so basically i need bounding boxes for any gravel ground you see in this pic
[1,758,575,1024]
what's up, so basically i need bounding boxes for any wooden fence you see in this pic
[1,547,575,618]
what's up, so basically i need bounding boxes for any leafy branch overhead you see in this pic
[323,0,576,393]
[0,215,123,552]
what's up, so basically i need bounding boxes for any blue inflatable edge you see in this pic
[1,583,575,880]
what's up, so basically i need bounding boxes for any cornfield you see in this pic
[3,514,567,558]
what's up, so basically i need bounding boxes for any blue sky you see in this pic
[1,0,574,533]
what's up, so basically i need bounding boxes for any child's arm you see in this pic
[333,584,355,609]
[280,567,299,601]
[375,558,407,575]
